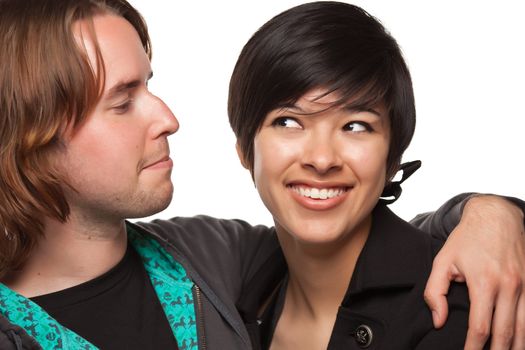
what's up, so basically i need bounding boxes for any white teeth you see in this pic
[290,186,346,200]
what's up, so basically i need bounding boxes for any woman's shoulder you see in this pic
[345,204,473,349]
[414,281,484,349]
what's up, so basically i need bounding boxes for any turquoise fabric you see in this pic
[0,226,198,350]
[128,226,198,350]
[0,285,97,349]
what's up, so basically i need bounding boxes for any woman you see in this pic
[229,2,494,349]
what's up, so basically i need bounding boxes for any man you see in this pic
[0,0,523,349]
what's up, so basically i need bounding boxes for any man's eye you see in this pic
[113,100,133,114]
[343,121,372,133]
[271,117,301,129]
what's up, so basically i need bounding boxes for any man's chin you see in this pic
[128,188,174,219]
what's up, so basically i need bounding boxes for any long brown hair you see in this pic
[0,0,151,278]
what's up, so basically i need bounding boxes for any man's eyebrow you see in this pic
[105,71,154,99]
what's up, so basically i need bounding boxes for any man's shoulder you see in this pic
[134,215,272,241]
[0,313,40,350]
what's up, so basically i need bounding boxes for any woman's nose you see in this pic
[301,133,343,174]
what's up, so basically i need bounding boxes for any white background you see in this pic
[128,0,524,226]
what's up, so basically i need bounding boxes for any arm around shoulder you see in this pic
[416,283,489,350]
[410,192,525,241]
[136,215,281,291]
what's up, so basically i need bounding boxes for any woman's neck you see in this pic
[271,215,372,350]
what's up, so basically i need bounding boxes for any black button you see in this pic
[354,324,373,348]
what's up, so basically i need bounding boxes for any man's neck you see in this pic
[2,214,128,298]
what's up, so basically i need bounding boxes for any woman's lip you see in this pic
[143,157,173,170]
[287,180,351,189]
[287,185,350,211]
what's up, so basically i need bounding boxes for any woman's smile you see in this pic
[286,183,352,211]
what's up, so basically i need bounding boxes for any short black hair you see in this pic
[228,1,416,178]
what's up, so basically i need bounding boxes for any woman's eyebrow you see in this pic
[276,101,383,117]
[342,105,382,117]
[276,103,304,113]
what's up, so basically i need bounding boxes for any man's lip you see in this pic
[143,156,172,169]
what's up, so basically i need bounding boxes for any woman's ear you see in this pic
[380,160,422,204]
[235,141,249,170]
[386,162,401,184]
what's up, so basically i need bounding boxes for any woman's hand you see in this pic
[424,195,525,350]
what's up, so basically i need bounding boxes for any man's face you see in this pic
[55,14,179,222]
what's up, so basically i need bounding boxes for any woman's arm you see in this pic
[412,194,525,350]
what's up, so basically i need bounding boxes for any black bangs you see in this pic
[228,1,416,173]
[252,3,396,113]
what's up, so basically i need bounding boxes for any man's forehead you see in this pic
[72,13,151,95]
[71,16,99,67]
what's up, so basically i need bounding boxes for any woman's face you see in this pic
[250,89,390,246]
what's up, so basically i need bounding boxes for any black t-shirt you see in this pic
[31,245,179,349]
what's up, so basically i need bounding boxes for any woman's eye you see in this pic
[271,117,301,129]
[344,121,371,133]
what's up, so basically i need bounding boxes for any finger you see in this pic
[511,291,525,350]
[464,286,495,350]
[424,260,452,328]
[490,280,519,350]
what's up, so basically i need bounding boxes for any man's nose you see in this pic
[150,95,179,138]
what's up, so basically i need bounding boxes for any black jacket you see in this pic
[245,204,489,349]
[1,193,515,349]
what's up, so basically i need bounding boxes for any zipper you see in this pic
[7,329,24,350]
[194,285,207,350]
